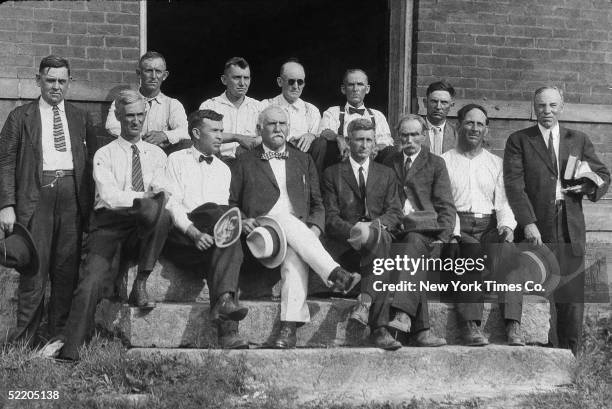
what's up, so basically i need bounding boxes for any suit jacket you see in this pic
[0,99,96,227]
[322,159,402,257]
[383,147,456,242]
[422,119,457,154]
[229,144,325,232]
[504,125,610,256]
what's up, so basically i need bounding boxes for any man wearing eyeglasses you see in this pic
[264,60,321,154]
[105,51,189,155]
[314,69,394,174]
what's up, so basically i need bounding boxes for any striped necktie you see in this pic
[131,144,145,192]
[548,131,558,174]
[52,105,67,152]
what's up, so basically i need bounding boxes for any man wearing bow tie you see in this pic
[229,105,358,348]
[160,109,249,349]
[314,69,394,173]
[422,81,457,156]
[0,55,96,345]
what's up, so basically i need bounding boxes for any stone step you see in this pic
[127,346,575,404]
[96,296,551,348]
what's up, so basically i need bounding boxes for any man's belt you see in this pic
[457,211,492,219]
[42,169,74,178]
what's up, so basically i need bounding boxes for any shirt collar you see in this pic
[344,102,366,111]
[425,117,445,132]
[142,91,166,105]
[262,143,287,154]
[403,148,420,164]
[39,97,65,112]
[538,122,560,140]
[117,135,146,151]
[277,94,305,111]
[190,146,215,164]
[349,156,369,174]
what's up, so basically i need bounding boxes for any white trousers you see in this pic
[269,212,339,322]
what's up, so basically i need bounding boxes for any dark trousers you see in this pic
[549,201,584,354]
[163,227,243,307]
[59,203,172,360]
[11,173,82,345]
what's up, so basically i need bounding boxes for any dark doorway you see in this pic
[148,0,390,116]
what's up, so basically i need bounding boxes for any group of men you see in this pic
[0,51,608,360]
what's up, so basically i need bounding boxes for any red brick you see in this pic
[122,24,139,37]
[416,65,432,76]
[509,15,536,26]
[445,78,477,89]
[31,32,67,46]
[33,7,68,22]
[17,20,53,32]
[564,18,595,30]
[491,47,521,59]
[106,12,139,25]
[521,71,551,81]
[477,13,508,25]
[491,69,521,80]
[69,10,105,23]
[86,47,121,60]
[523,27,553,37]
[104,60,136,71]
[17,67,36,79]
[520,48,551,59]
[105,36,138,48]
[581,30,609,41]
[68,35,104,47]
[463,88,494,99]
[121,48,140,60]
[494,25,524,36]
[121,1,140,14]
[70,58,105,70]
[418,31,445,43]
[504,58,534,70]
[0,31,32,43]
[591,42,612,52]
[86,1,121,12]
[0,66,18,77]
[53,22,87,35]
[12,54,34,67]
[122,72,137,83]
[89,70,123,83]
[87,23,122,35]
[0,43,15,56]
[476,56,507,69]
[444,23,495,35]
[435,66,461,77]
[0,19,17,31]
[462,67,491,79]
[551,72,579,82]
[50,46,86,59]
[447,34,476,45]
[418,54,446,65]
[477,79,506,90]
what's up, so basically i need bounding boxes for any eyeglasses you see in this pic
[287,79,305,86]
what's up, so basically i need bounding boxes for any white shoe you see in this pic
[36,339,65,359]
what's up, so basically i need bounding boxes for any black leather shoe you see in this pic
[274,321,297,349]
[128,277,156,310]
[506,320,525,346]
[210,293,248,324]
[218,320,249,349]
[328,267,361,294]
[463,320,489,346]
[370,327,401,351]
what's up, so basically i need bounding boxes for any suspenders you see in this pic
[337,106,376,136]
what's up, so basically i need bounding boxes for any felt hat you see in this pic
[0,222,39,277]
[188,203,242,248]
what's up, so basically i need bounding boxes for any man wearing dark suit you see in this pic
[422,81,458,155]
[0,55,96,345]
[504,86,610,354]
[229,105,358,348]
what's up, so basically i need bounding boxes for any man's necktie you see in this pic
[432,126,442,155]
[403,156,412,179]
[348,107,365,115]
[358,166,369,218]
[548,131,558,174]
[261,151,289,160]
[131,145,145,192]
[199,155,213,164]
[52,105,67,152]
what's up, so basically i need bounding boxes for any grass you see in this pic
[0,308,610,409]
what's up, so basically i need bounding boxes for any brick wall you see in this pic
[0,0,140,128]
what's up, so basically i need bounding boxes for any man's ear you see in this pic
[221,74,227,86]
[161,70,169,82]
[35,74,42,88]
[276,77,283,88]
[364,84,371,95]
[114,108,122,122]
[340,83,347,96]
[191,127,200,141]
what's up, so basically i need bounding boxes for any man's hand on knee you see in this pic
[0,206,16,234]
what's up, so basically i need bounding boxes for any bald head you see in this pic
[277,61,306,104]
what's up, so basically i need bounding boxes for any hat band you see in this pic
[521,250,546,284]
[248,226,280,259]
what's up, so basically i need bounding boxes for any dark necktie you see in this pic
[131,144,145,192]
[261,151,289,160]
[359,166,369,218]
[547,131,557,174]
[403,156,412,179]
[52,105,67,152]
[348,107,365,115]
[199,155,213,164]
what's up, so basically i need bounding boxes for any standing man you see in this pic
[106,51,189,154]
[265,60,320,154]
[199,57,262,162]
[504,86,610,354]
[48,90,172,361]
[229,105,358,349]
[422,81,457,155]
[161,109,249,349]
[0,55,96,345]
[314,69,395,173]
[442,104,518,346]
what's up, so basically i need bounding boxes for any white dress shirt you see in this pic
[265,94,320,141]
[349,156,370,184]
[318,103,393,146]
[199,92,263,158]
[105,92,189,144]
[426,118,446,156]
[263,144,295,216]
[161,147,231,233]
[39,98,74,170]
[93,137,167,210]
[442,148,517,236]
[538,123,563,201]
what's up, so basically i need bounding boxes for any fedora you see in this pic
[188,203,242,248]
[402,211,444,234]
[0,222,39,277]
[246,216,287,269]
[515,242,560,294]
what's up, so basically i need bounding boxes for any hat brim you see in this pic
[253,216,287,269]
[214,207,242,248]
[12,223,39,277]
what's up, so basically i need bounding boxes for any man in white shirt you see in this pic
[422,81,457,155]
[265,60,320,154]
[161,109,249,349]
[442,104,518,346]
[199,57,262,162]
[314,69,395,174]
[105,51,189,155]
[53,90,172,361]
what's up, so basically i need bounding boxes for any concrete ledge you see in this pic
[128,346,575,403]
[96,297,551,348]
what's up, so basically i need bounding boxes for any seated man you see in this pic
[48,90,172,360]
[314,69,395,174]
[106,51,189,155]
[161,109,249,349]
[323,118,444,349]
[229,105,359,349]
